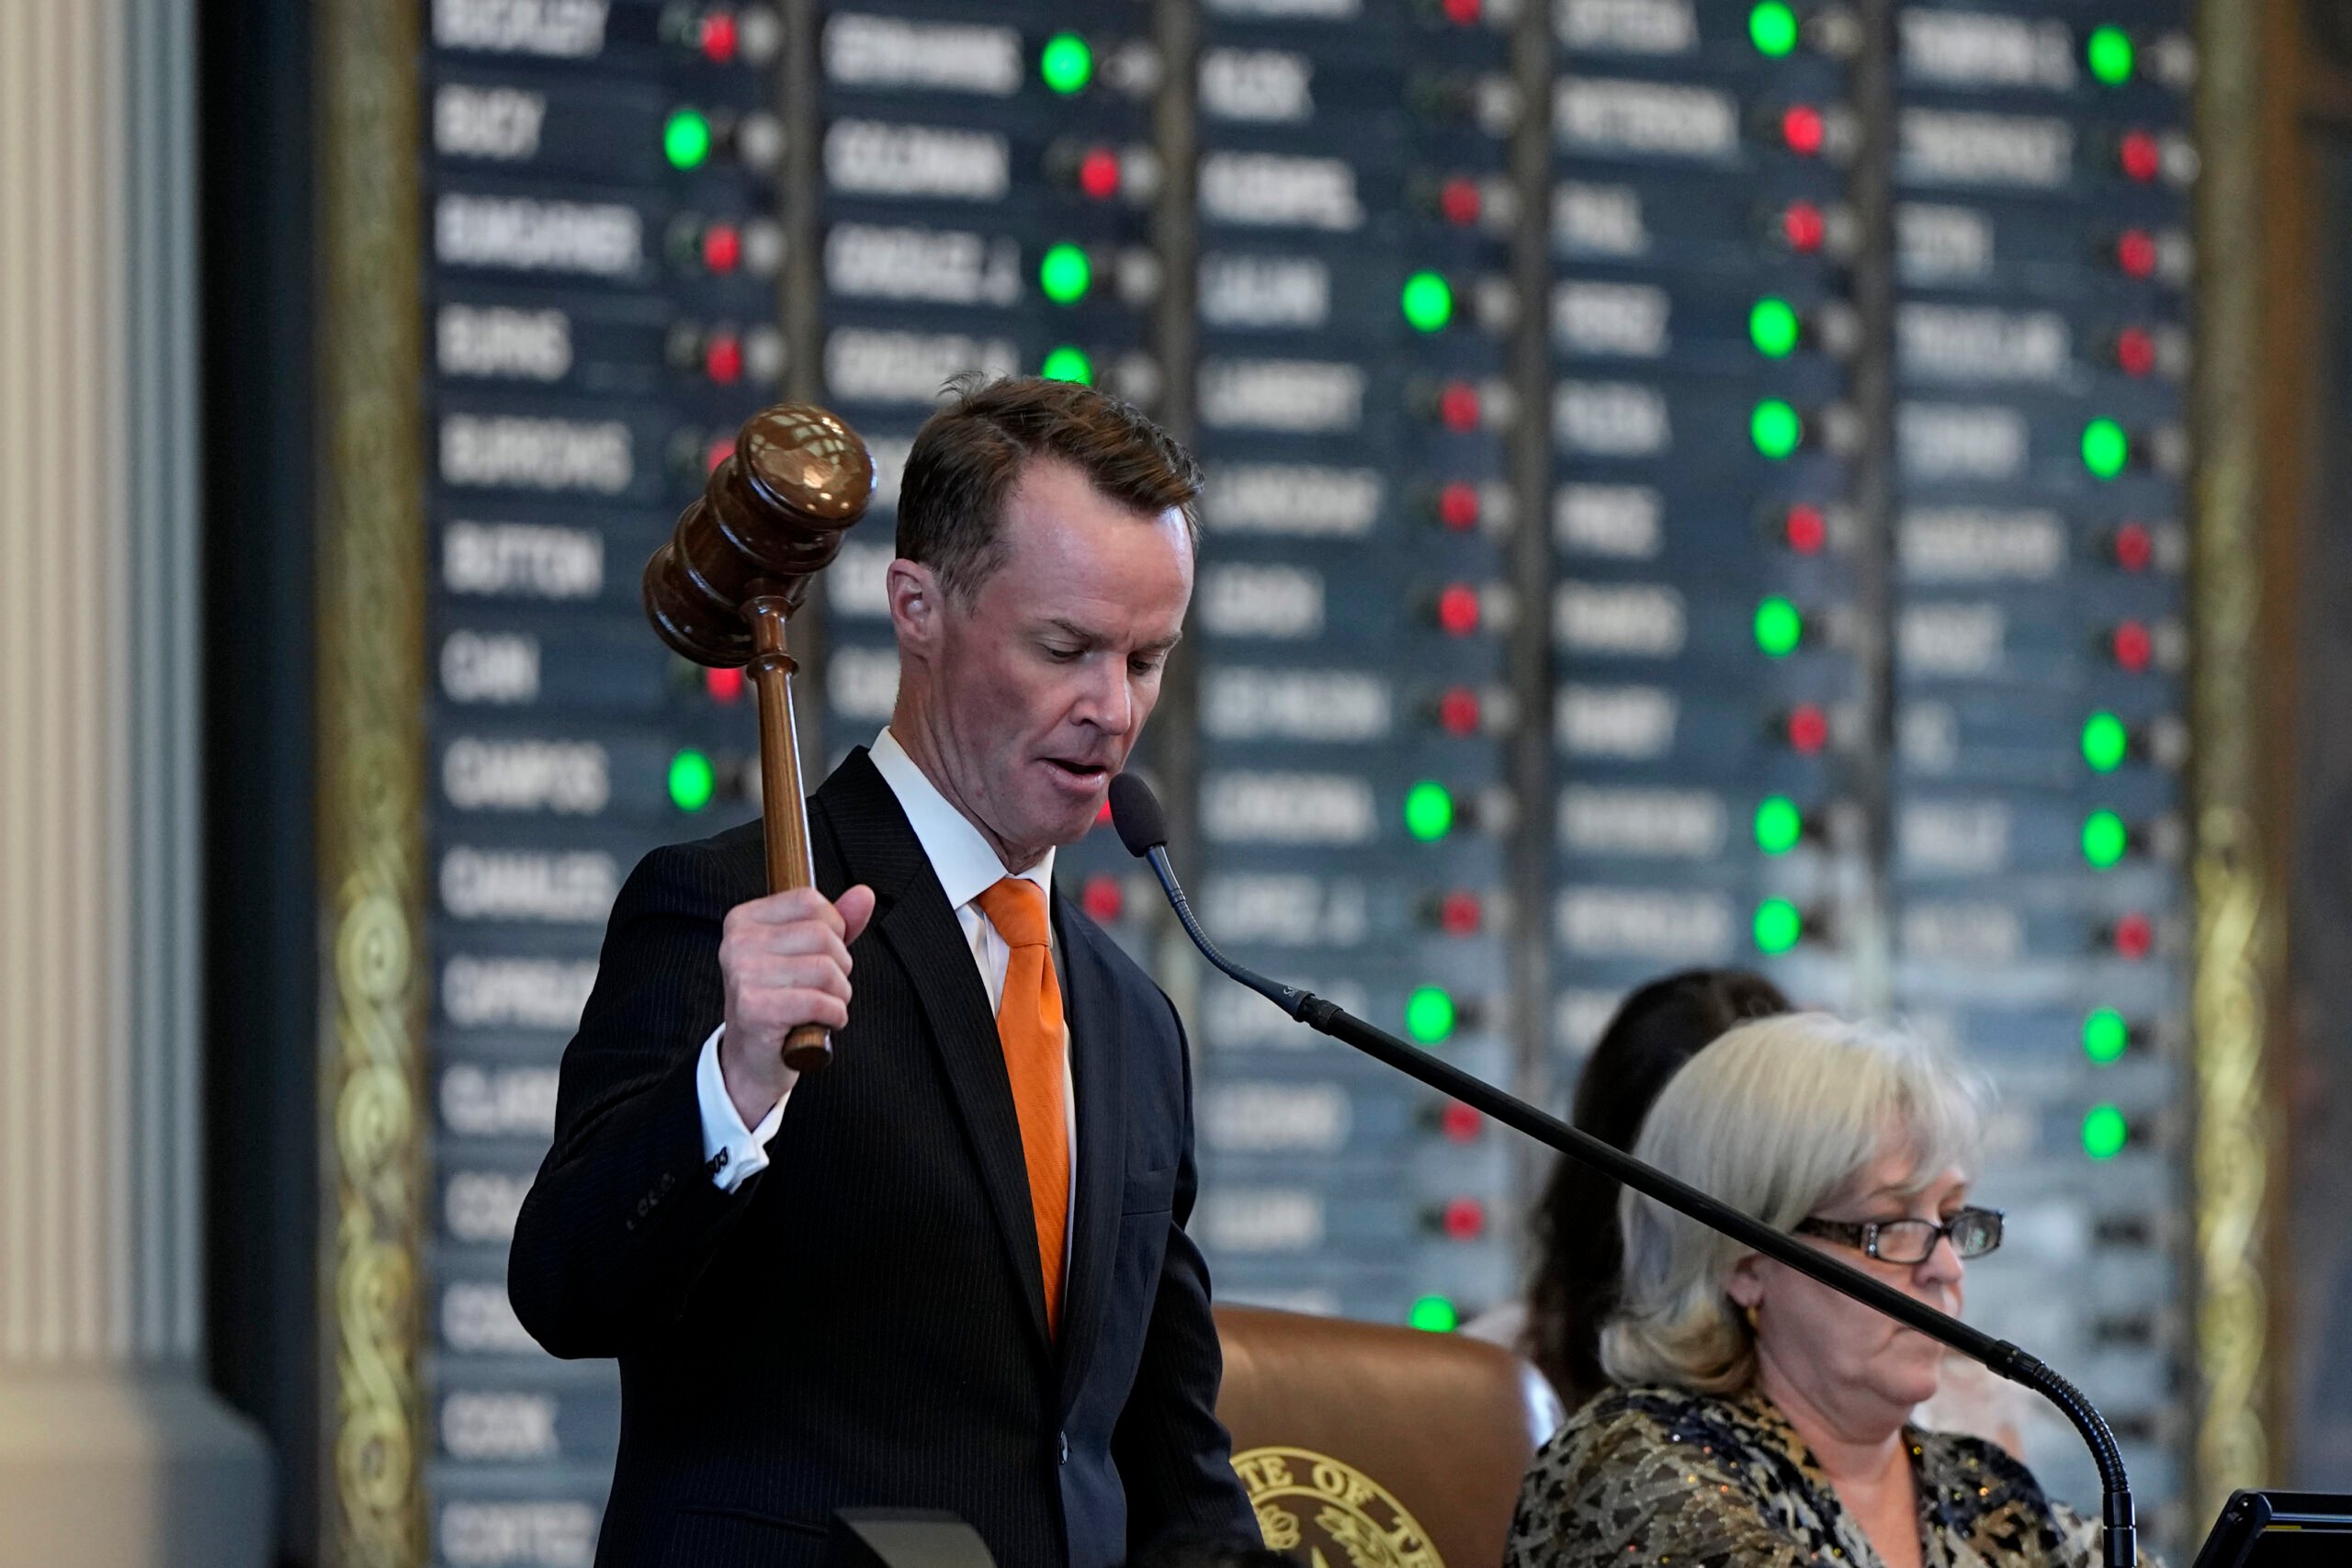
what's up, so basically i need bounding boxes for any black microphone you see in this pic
[1107,773,2139,1568]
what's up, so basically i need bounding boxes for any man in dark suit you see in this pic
[508,378,1259,1568]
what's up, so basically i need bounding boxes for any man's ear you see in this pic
[887,558,943,651]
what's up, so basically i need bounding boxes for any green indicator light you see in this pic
[1401,270,1454,333]
[1405,987,1457,1045]
[2084,1009,2131,1065]
[663,108,713,170]
[2086,25,2135,85]
[1749,297,1802,358]
[1754,595,1804,658]
[2082,808,2129,868]
[2081,711,2129,773]
[1040,32,1093,95]
[1754,897,1803,954]
[1754,795,1804,855]
[2082,418,2130,479]
[1404,781,1455,841]
[1751,398,1803,459]
[1749,1,1800,56]
[668,749,716,812]
[1408,1294,1459,1333]
[1039,243,1091,304]
[1039,345,1093,385]
[2081,1104,2130,1160]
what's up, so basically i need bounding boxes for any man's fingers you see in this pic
[741,988,849,1033]
[726,885,875,944]
[735,953,854,1003]
[730,920,854,968]
[729,975,853,1035]
[837,884,877,946]
[727,886,844,937]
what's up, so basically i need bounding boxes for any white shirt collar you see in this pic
[869,728,1055,911]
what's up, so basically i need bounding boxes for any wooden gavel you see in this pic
[644,402,876,1072]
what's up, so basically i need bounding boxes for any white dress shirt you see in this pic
[695,728,1079,1250]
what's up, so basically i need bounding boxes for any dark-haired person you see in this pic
[1468,970,1789,1407]
[509,378,1257,1567]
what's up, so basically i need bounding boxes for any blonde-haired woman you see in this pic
[1505,1013,2123,1568]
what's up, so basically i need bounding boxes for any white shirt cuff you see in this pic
[695,1023,790,1193]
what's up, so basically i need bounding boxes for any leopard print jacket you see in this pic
[1506,1384,2124,1568]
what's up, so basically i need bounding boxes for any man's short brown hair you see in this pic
[895,376,1203,602]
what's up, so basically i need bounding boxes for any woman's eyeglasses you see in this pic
[1792,1206,2004,1264]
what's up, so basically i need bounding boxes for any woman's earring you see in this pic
[1743,1303,1760,1332]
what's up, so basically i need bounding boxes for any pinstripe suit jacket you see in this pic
[508,748,1255,1568]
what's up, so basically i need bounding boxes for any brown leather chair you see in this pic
[1214,1306,1565,1568]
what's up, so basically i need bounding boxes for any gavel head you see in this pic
[644,402,876,667]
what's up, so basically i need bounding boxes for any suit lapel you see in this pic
[1051,895,1127,1416]
[815,752,1054,1359]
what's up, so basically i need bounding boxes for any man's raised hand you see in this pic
[717,885,877,1126]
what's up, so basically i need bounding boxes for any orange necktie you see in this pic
[974,877,1069,1336]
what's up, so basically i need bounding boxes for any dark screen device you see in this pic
[2189,1491,2352,1568]
[827,1510,998,1568]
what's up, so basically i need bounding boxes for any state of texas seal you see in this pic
[1230,1446,1443,1568]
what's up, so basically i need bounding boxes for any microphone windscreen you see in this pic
[1107,773,1168,857]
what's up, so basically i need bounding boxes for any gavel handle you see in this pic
[745,595,833,1073]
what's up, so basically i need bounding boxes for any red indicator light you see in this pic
[1781,200,1826,254]
[1436,584,1481,636]
[1095,798,1114,824]
[2112,912,2154,960]
[1437,481,1480,530]
[1078,148,1122,200]
[1783,503,1827,555]
[2110,620,2154,672]
[1080,874,1125,924]
[707,437,734,473]
[2119,130,2162,183]
[2115,229,2157,278]
[704,666,745,703]
[1437,891,1483,934]
[1440,1103,1484,1143]
[2111,522,2154,572]
[702,222,742,273]
[705,333,743,384]
[2115,326,2156,377]
[1441,1197,1487,1240]
[1437,381,1481,431]
[1442,0,1481,24]
[1438,686,1482,735]
[1781,105,1826,156]
[699,11,739,62]
[1784,703,1829,755]
[1439,176,1482,227]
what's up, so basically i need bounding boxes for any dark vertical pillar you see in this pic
[199,0,319,1559]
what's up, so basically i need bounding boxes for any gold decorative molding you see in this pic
[2188,0,2281,1523]
[316,0,429,1562]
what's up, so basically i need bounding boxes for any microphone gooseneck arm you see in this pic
[1123,808,2136,1568]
